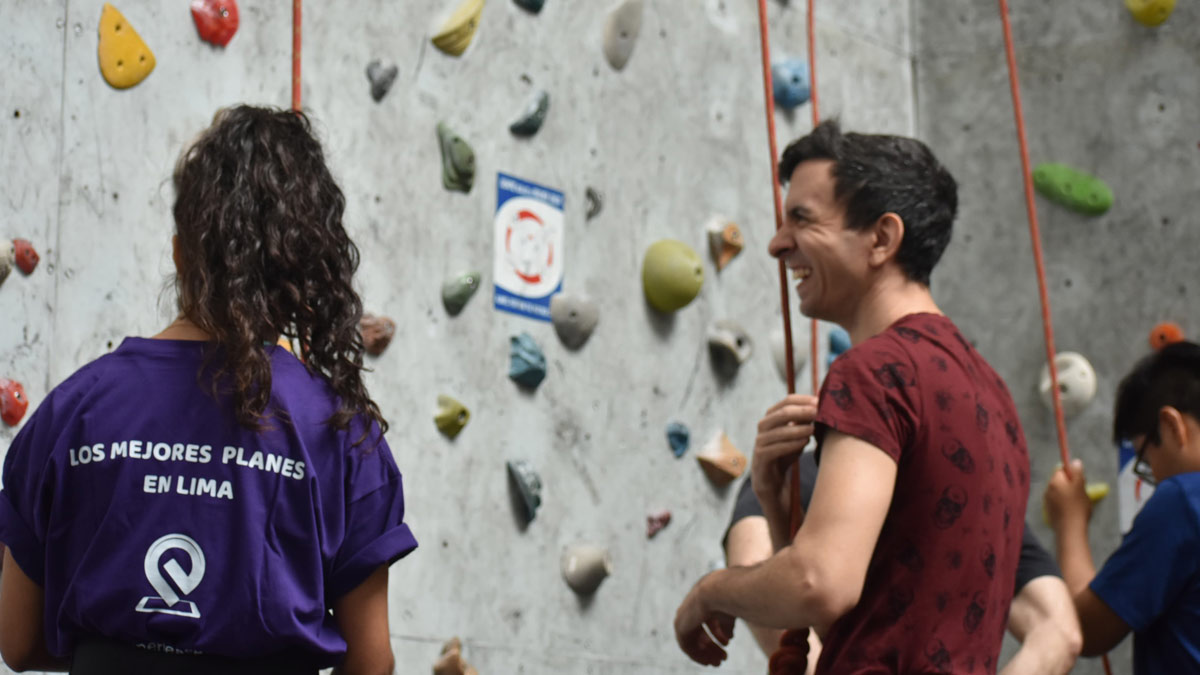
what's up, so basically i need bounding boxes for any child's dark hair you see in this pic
[172,105,386,438]
[778,119,958,286]
[1114,341,1200,444]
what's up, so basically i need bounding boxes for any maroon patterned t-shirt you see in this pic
[813,314,1030,675]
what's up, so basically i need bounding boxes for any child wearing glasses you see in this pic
[1045,341,1200,673]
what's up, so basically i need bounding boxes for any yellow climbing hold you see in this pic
[98,3,155,89]
[432,0,485,56]
[1125,0,1175,26]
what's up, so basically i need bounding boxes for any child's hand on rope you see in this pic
[1044,459,1092,531]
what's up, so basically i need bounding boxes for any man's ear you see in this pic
[1158,406,1189,450]
[867,212,904,268]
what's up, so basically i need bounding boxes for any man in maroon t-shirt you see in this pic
[674,120,1031,674]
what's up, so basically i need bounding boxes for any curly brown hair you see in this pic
[172,105,386,439]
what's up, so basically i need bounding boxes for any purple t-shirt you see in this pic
[0,338,417,666]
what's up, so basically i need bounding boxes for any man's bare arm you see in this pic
[1000,576,1081,675]
[699,431,896,630]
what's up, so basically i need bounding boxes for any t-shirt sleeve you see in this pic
[0,385,77,586]
[326,424,418,600]
[1090,479,1200,631]
[815,340,920,463]
[1014,522,1061,594]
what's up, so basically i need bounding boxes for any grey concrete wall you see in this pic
[917,2,1200,674]
[0,1,914,673]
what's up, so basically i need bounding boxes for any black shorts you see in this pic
[71,639,319,675]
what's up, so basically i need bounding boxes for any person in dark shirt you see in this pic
[674,120,1032,673]
[725,463,1081,674]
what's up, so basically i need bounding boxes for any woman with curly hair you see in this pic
[0,106,415,675]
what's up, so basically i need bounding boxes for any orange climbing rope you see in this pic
[292,0,302,110]
[756,0,817,671]
[996,2,1112,673]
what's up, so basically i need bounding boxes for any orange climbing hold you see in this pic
[1149,322,1184,351]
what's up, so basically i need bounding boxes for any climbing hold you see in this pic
[1149,322,1185,351]
[1125,0,1175,26]
[1039,352,1097,418]
[770,326,809,384]
[509,89,549,137]
[97,3,156,89]
[603,0,643,71]
[0,378,28,427]
[696,431,746,485]
[432,0,485,57]
[771,58,811,109]
[706,217,744,271]
[561,544,612,595]
[642,239,704,313]
[190,0,239,47]
[434,395,470,439]
[437,122,476,193]
[442,271,481,315]
[507,459,543,524]
[708,320,753,378]
[666,421,690,458]
[1032,163,1113,215]
[432,637,479,675]
[365,59,398,102]
[0,242,14,286]
[275,336,294,354]
[12,239,38,275]
[508,332,547,389]
[359,313,396,356]
[585,187,603,220]
[549,294,599,349]
[514,0,545,12]
[646,510,671,538]
[829,327,851,356]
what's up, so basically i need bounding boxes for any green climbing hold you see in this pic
[435,394,471,438]
[1032,162,1113,215]
[437,121,476,192]
[642,239,704,313]
[442,270,481,316]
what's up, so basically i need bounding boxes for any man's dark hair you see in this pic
[1114,342,1200,445]
[778,119,958,285]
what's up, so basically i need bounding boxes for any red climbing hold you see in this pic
[1149,322,1185,351]
[0,378,29,427]
[13,239,38,275]
[191,0,239,47]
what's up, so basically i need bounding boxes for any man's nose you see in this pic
[768,231,792,259]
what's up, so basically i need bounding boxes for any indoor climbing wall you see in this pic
[917,1,1199,673]
[0,1,915,673]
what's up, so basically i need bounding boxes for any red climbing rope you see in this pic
[756,0,816,671]
[996,2,1112,673]
[805,0,821,402]
[291,0,302,110]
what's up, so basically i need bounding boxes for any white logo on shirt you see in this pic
[135,534,206,619]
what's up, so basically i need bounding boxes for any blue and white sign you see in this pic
[1116,439,1154,534]
[494,172,565,321]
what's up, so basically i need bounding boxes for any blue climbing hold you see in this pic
[509,332,547,389]
[772,58,811,109]
[829,327,851,357]
[667,422,690,458]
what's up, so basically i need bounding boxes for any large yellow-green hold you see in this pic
[642,239,704,312]
[1125,0,1175,26]
[1032,163,1113,215]
[434,395,470,439]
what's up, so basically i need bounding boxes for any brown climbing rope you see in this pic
[755,0,818,671]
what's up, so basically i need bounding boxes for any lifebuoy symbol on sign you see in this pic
[505,209,554,285]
